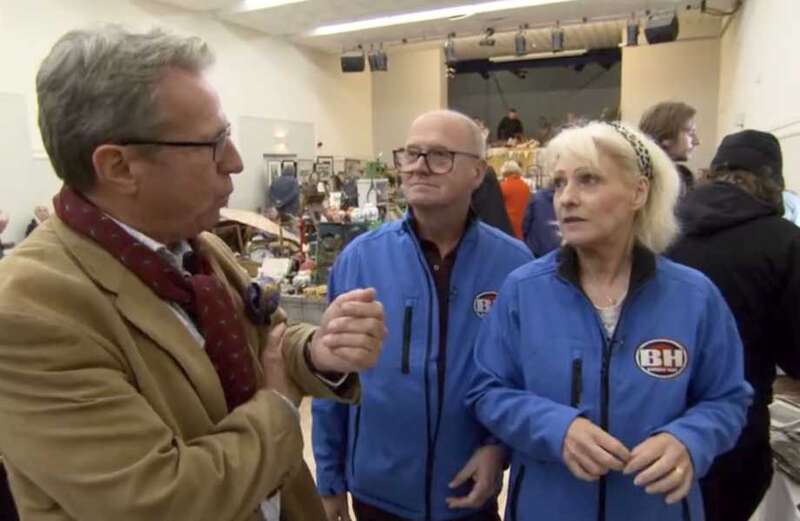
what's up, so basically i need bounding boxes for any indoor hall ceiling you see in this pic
[153,0,738,54]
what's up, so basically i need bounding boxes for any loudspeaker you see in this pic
[645,13,679,44]
[340,54,365,73]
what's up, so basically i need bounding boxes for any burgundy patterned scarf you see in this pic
[54,187,257,411]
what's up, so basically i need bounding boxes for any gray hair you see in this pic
[36,25,214,191]
[413,110,486,159]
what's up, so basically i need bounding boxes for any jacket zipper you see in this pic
[682,498,692,521]
[407,223,458,521]
[402,306,412,374]
[423,284,434,521]
[508,465,526,521]
[597,334,613,521]
[407,232,437,521]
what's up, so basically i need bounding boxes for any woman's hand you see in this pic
[624,432,694,504]
[562,417,630,481]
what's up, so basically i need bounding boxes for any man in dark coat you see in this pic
[496,108,524,142]
[471,166,514,237]
[667,129,800,521]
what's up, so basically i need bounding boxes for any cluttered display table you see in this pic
[751,377,800,521]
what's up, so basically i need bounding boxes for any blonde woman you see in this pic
[468,121,751,520]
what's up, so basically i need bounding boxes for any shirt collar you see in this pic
[108,216,193,273]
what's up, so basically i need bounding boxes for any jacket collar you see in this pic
[50,216,229,420]
[556,242,656,295]
[401,208,479,248]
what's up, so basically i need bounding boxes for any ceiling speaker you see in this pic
[340,53,365,73]
[645,13,679,44]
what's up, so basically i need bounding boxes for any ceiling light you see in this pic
[625,16,639,46]
[551,22,565,52]
[235,0,309,12]
[489,48,587,63]
[443,33,457,64]
[514,25,528,55]
[368,44,388,71]
[308,0,571,36]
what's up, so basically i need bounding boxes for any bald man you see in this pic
[313,111,532,521]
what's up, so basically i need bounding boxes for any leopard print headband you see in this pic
[608,122,653,179]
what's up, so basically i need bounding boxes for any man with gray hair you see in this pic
[0,26,385,521]
[313,110,532,521]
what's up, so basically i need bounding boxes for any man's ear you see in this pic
[472,160,487,188]
[91,144,139,196]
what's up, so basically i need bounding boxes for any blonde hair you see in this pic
[543,121,680,253]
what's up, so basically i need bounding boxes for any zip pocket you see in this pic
[570,357,583,407]
[401,305,412,374]
[509,465,526,521]
[350,405,362,478]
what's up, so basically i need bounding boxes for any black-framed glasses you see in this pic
[119,125,231,163]
[393,147,481,175]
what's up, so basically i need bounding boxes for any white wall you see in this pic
[620,18,722,174]
[371,46,447,159]
[718,0,800,190]
[0,0,372,242]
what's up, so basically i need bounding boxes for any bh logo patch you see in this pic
[635,339,688,379]
[473,291,497,318]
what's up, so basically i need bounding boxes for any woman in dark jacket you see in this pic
[668,129,800,521]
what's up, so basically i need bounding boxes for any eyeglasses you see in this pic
[393,147,481,175]
[119,125,231,163]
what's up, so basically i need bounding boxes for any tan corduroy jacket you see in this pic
[0,216,357,521]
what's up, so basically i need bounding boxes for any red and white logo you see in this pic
[635,339,688,379]
[473,291,498,318]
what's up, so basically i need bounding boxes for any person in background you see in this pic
[639,101,700,196]
[24,205,51,238]
[521,184,559,257]
[667,129,800,521]
[497,108,524,142]
[468,121,751,520]
[0,210,8,259]
[470,165,514,237]
[782,189,800,226]
[498,160,530,239]
[268,163,301,217]
[313,110,533,521]
[0,26,385,521]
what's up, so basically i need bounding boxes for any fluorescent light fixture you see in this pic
[236,0,309,11]
[489,48,587,63]
[308,0,571,36]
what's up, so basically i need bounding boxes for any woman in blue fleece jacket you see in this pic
[468,121,752,521]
